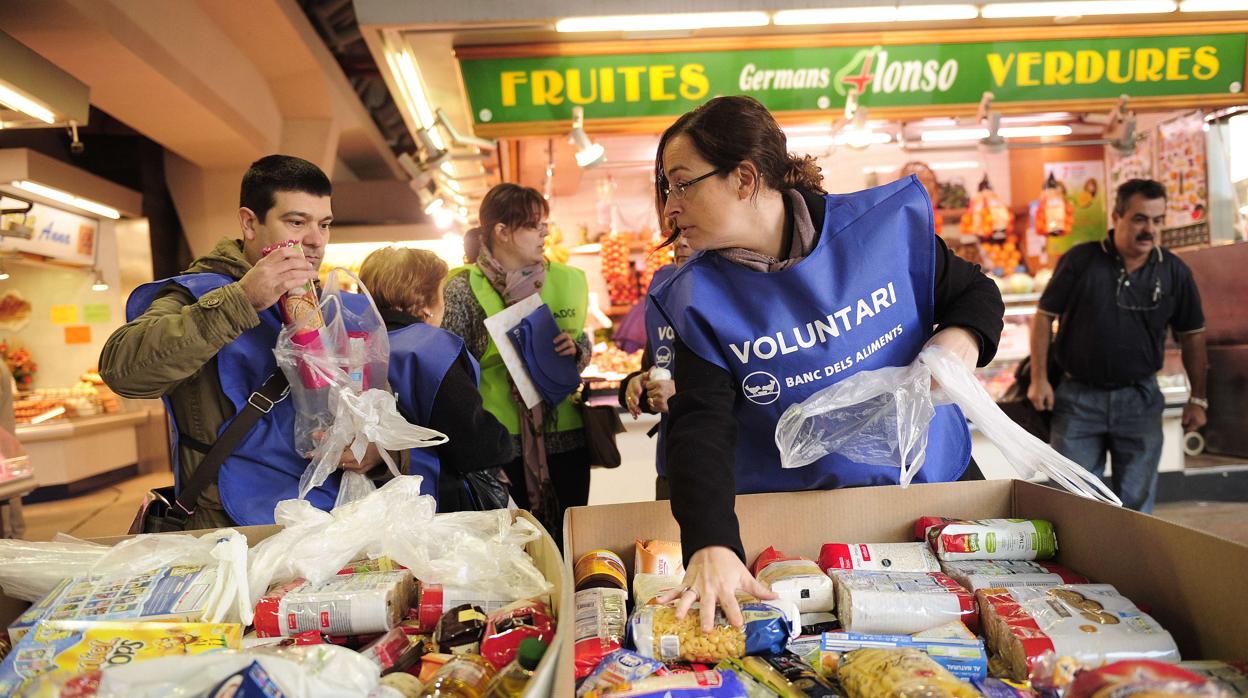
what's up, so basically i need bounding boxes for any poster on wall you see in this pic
[1156,112,1208,229]
[0,291,32,331]
[1107,132,1155,196]
[0,198,97,266]
[1043,160,1108,256]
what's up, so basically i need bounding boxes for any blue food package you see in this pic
[817,625,988,681]
[629,604,792,663]
[587,669,749,697]
[210,661,288,697]
[577,649,665,697]
[972,676,1038,697]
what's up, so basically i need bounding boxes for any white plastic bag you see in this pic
[0,529,253,624]
[21,644,380,698]
[248,475,552,605]
[776,346,1121,505]
[272,268,448,505]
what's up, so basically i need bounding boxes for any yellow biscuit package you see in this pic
[0,620,241,696]
[837,647,981,698]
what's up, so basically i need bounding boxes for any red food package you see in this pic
[574,587,627,679]
[1067,660,1219,698]
[480,599,556,670]
[914,516,963,541]
[360,627,427,675]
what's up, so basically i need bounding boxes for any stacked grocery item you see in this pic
[575,519,1245,698]
[0,477,558,697]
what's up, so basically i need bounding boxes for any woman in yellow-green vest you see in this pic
[442,183,591,541]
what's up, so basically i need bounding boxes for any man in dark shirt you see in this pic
[1028,179,1208,512]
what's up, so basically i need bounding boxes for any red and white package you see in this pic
[574,587,628,679]
[253,571,414,638]
[750,547,834,613]
[413,583,518,633]
[480,599,556,670]
[1067,660,1221,698]
[914,516,963,542]
[819,543,941,574]
[940,559,1088,592]
[831,571,978,635]
[359,627,425,674]
[977,585,1180,681]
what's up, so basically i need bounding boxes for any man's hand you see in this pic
[1029,379,1055,412]
[553,332,577,357]
[239,245,316,311]
[1182,403,1207,432]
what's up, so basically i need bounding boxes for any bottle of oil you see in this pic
[483,639,547,697]
[418,654,497,698]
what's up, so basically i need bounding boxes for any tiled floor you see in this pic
[14,469,1248,546]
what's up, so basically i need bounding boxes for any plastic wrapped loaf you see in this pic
[927,519,1058,561]
[977,584,1181,681]
[940,559,1088,592]
[837,647,982,698]
[629,603,791,664]
[819,543,941,574]
[751,547,835,613]
[832,571,977,635]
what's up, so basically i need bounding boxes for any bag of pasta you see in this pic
[837,648,982,698]
[629,603,791,664]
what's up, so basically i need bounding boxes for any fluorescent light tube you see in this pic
[556,12,769,32]
[11,180,120,219]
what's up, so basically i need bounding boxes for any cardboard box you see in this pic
[559,479,1248,695]
[0,511,565,698]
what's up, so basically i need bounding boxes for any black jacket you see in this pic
[665,188,1005,564]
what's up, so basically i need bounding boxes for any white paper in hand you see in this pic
[483,292,545,409]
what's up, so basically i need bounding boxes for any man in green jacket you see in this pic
[100,155,378,529]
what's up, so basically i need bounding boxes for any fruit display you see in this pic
[980,238,1022,275]
[545,222,570,265]
[1036,174,1074,237]
[584,343,643,379]
[0,340,36,388]
[638,232,675,293]
[13,397,63,425]
[960,178,1014,242]
[600,231,639,305]
[938,179,970,211]
[1033,268,1053,293]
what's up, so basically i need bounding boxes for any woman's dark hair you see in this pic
[240,154,332,223]
[654,95,825,245]
[467,183,549,262]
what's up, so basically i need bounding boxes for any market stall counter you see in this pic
[559,479,1248,695]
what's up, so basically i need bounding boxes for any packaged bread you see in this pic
[751,547,835,613]
[628,603,791,664]
[977,584,1180,681]
[927,519,1058,561]
[836,647,982,698]
[832,571,977,635]
[940,559,1088,592]
[819,543,940,574]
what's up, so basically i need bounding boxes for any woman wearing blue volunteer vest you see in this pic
[441,183,592,543]
[358,247,514,512]
[618,235,694,498]
[648,96,1004,631]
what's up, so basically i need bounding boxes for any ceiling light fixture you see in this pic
[10,180,120,219]
[0,83,56,125]
[569,106,606,168]
[1179,0,1246,9]
[0,261,9,281]
[556,12,769,32]
[980,0,1176,18]
[920,125,1072,142]
[774,4,978,24]
[91,271,109,292]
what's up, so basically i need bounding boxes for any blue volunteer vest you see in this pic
[387,322,479,503]
[126,273,341,525]
[649,176,970,494]
[644,264,679,477]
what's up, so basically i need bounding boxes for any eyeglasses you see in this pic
[521,221,550,234]
[660,169,721,200]
[1115,269,1163,311]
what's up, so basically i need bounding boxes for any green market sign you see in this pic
[460,33,1246,125]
